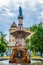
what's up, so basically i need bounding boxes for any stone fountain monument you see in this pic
[9,7,31,63]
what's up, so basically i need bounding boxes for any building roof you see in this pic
[11,22,17,28]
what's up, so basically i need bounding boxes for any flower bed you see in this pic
[31,56,43,61]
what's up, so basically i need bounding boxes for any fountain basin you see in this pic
[0,60,42,65]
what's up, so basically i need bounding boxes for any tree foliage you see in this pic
[0,32,7,53]
[30,22,42,32]
[25,38,30,50]
[0,43,6,53]
[30,22,43,53]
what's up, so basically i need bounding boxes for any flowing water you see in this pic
[0,60,43,65]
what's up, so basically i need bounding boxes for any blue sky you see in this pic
[0,0,43,40]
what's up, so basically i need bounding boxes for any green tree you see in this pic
[30,22,42,32]
[30,22,43,56]
[0,32,7,45]
[0,43,6,53]
[29,24,37,32]
[0,32,7,53]
[25,38,30,50]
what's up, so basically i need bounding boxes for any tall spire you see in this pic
[18,6,23,19]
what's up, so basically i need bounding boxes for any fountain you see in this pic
[9,7,31,63]
[0,7,43,65]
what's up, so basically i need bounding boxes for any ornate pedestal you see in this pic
[9,45,31,63]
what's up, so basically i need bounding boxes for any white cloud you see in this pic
[41,12,43,16]
[40,12,43,19]
[38,0,43,4]
[0,0,43,8]
[0,0,42,12]
[12,0,26,4]
[28,0,37,7]
[0,0,10,7]
[6,12,15,17]
[2,12,14,16]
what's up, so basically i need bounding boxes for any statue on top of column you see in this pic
[19,6,22,16]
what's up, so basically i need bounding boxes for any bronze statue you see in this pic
[19,6,22,16]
